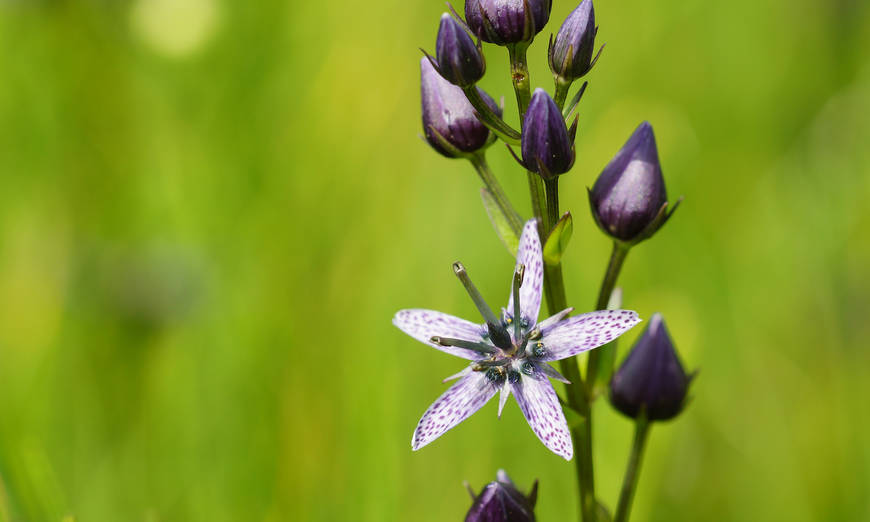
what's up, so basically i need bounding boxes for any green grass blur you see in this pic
[0,0,868,520]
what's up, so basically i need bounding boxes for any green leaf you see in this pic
[481,188,520,255]
[543,212,573,265]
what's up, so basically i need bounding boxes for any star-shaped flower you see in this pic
[393,219,641,459]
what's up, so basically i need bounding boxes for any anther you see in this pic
[484,367,506,385]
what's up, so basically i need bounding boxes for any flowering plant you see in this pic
[398,1,694,519]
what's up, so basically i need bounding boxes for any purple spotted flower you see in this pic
[393,219,641,459]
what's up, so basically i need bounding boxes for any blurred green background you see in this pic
[1,0,869,520]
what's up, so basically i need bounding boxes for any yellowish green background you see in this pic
[1,0,869,520]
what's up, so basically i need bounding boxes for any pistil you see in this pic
[453,262,513,350]
[431,336,497,355]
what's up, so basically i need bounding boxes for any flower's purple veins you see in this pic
[507,220,544,327]
[394,218,642,459]
[392,309,488,360]
[412,370,499,450]
[537,309,641,362]
[511,365,573,460]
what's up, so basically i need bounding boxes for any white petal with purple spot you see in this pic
[507,219,544,327]
[412,371,498,450]
[540,310,641,361]
[393,309,486,360]
[511,369,573,460]
[536,307,573,333]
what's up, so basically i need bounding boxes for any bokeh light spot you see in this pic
[130,0,220,58]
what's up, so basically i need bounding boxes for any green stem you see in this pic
[543,177,596,522]
[508,43,532,124]
[527,173,546,232]
[613,418,651,522]
[469,154,523,236]
[508,40,595,522]
[544,178,559,229]
[462,86,522,145]
[506,41,546,244]
[553,76,572,111]
[586,241,630,395]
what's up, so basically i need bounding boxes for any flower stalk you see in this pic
[470,153,524,236]
[586,241,630,394]
[613,416,650,522]
[507,36,599,522]
[553,76,572,112]
[462,86,522,144]
[543,175,596,522]
[508,42,533,120]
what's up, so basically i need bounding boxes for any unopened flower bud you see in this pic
[465,470,538,522]
[590,121,677,244]
[520,88,575,177]
[420,57,501,157]
[465,0,551,45]
[610,313,691,421]
[433,13,485,87]
[549,0,598,81]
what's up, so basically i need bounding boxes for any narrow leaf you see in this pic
[481,187,519,255]
[543,212,573,265]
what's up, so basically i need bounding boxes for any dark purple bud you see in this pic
[590,122,670,242]
[420,57,501,157]
[465,470,538,522]
[465,0,552,45]
[610,313,691,422]
[434,13,485,87]
[549,0,597,81]
[521,88,575,177]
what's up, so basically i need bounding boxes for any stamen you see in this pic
[431,336,496,355]
[529,341,546,359]
[453,262,512,350]
[473,359,511,369]
[484,367,506,385]
[512,264,525,343]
